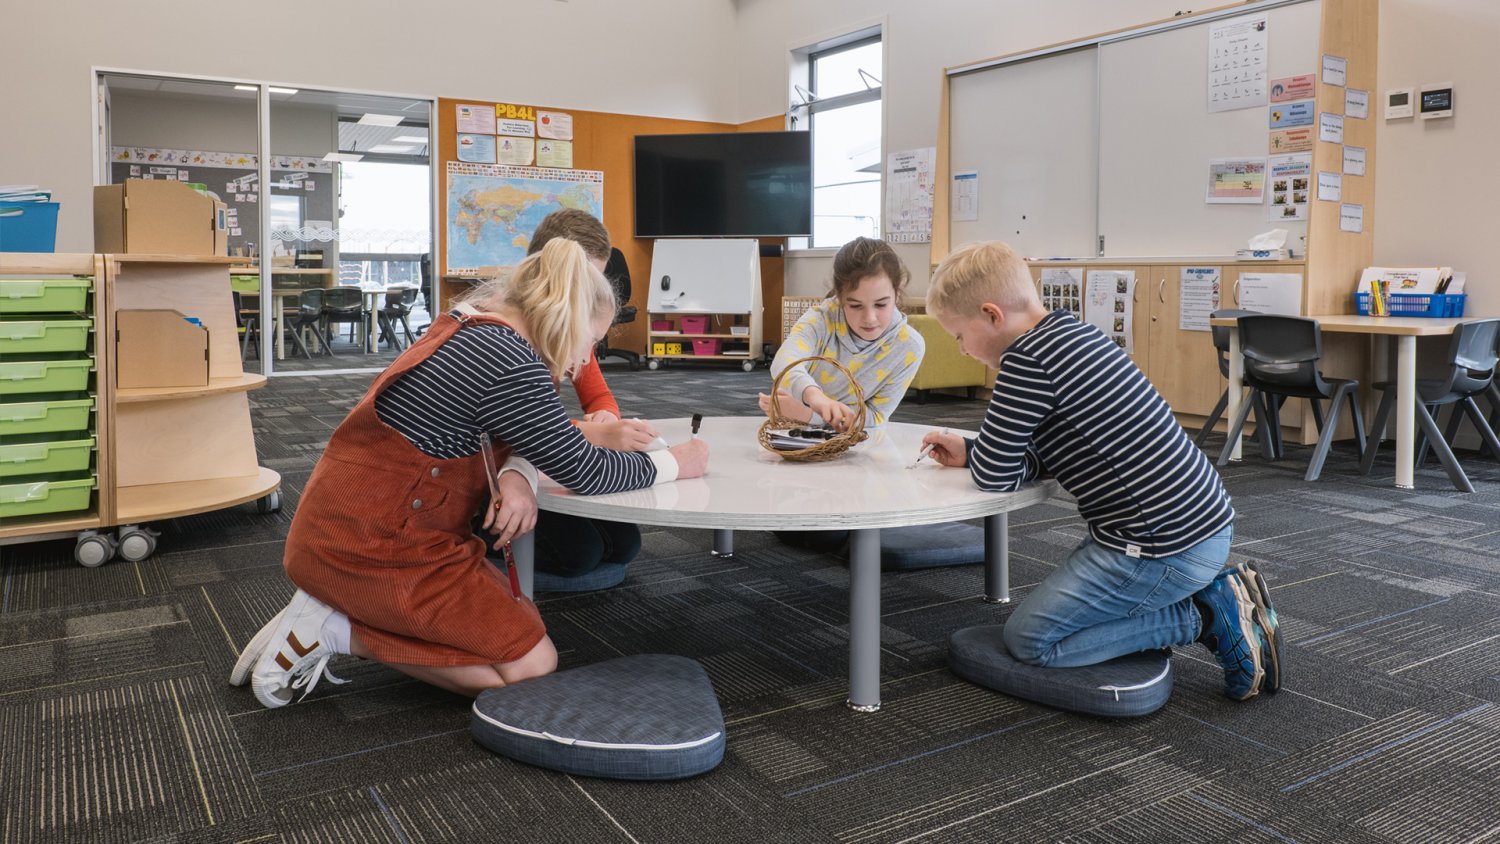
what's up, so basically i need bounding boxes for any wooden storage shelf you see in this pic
[111,255,241,265]
[115,373,267,403]
[115,467,280,523]
[651,353,752,361]
[647,332,744,340]
[0,512,102,543]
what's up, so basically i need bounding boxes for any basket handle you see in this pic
[769,354,867,434]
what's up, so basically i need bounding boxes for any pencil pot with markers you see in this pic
[758,355,867,462]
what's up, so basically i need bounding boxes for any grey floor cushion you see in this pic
[948,625,1174,718]
[844,523,985,570]
[471,654,725,780]
[533,562,627,593]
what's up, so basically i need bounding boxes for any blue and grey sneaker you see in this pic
[1236,560,1282,694]
[1195,570,1265,700]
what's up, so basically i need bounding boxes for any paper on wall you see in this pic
[1317,171,1342,202]
[536,140,573,168]
[1322,54,1347,87]
[455,104,496,135]
[1207,158,1266,204]
[1267,154,1310,221]
[1085,270,1135,355]
[1208,14,1268,113]
[1345,89,1369,119]
[884,147,935,243]
[457,133,497,163]
[498,137,535,166]
[1040,267,1083,320]
[951,170,979,222]
[1318,112,1344,144]
[1180,267,1222,331]
[537,111,573,140]
[1339,203,1364,233]
[1343,146,1366,177]
[1239,272,1302,316]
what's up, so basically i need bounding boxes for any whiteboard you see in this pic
[947,0,1321,259]
[646,238,761,314]
[949,47,1098,258]
[1098,0,1320,256]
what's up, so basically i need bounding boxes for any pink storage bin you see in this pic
[650,319,672,331]
[692,339,721,356]
[681,316,710,334]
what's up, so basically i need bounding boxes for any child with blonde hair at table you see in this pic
[921,240,1281,700]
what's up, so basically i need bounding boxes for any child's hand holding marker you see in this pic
[917,428,967,468]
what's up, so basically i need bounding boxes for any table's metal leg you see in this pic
[847,527,881,712]
[711,529,734,558]
[1226,328,1244,461]
[1396,335,1416,489]
[510,531,535,598]
[983,513,1009,603]
[276,299,287,360]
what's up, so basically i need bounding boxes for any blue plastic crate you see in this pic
[0,202,59,253]
[1354,292,1466,318]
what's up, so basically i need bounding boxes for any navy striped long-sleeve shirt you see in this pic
[967,311,1233,558]
[374,322,657,495]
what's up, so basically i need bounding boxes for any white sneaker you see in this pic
[249,589,349,709]
[229,606,287,687]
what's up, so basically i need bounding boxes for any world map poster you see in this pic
[445,161,604,274]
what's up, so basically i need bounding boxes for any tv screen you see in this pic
[634,132,812,238]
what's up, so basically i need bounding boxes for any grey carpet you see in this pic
[3,362,1499,843]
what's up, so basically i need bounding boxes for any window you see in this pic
[793,34,883,249]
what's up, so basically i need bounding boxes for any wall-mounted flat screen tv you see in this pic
[634,131,812,238]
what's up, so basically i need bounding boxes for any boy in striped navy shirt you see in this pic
[921,242,1282,700]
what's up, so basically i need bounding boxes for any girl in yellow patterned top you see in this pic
[759,237,925,432]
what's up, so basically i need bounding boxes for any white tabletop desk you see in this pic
[508,416,1058,711]
[1212,314,1467,489]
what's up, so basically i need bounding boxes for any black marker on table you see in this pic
[691,414,703,439]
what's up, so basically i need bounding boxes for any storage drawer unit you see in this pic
[0,476,95,519]
[0,318,94,354]
[0,397,94,436]
[0,278,92,313]
[0,436,95,478]
[0,358,94,395]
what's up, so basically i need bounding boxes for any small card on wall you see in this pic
[1345,89,1369,119]
[1343,146,1367,176]
[1322,54,1347,87]
[497,119,535,137]
[1317,171,1342,201]
[1319,112,1345,144]
[1340,203,1364,233]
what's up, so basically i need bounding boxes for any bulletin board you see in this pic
[436,98,789,354]
[110,147,335,255]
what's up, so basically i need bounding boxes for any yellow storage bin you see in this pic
[0,397,94,436]
[0,358,94,395]
[0,475,94,519]
[0,436,95,478]
[0,278,92,313]
[0,318,93,354]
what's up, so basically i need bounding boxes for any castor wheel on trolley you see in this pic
[74,531,117,568]
[646,359,661,371]
[116,525,159,562]
[257,490,281,514]
[741,360,755,372]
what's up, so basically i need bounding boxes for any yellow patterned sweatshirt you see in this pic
[773,298,925,428]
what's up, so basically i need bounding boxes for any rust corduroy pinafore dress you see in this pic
[283,311,545,667]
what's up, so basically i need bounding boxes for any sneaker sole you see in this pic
[1238,561,1282,694]
[229,607,287,687]
[1221,571,1266,701]
[250,591,323,709]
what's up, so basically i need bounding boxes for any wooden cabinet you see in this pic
[0,252,279,566]
[645,311,763,372]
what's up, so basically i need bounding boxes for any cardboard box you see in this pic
[94,180,227,255]
[116,309,209,389]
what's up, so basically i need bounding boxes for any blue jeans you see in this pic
[1003,526,1232,668]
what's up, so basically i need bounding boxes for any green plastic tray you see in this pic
[0,475,94,519]
[0,358,94,395]
[0,397,94,436]
[0,436,95,478]
[0,278,92,314]
[0,318,93,354]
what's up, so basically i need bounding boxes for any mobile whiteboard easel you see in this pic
[645,239,763,371]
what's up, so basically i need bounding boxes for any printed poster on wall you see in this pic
[536,139,573,168]
[456,133,496,164]
[884,147,935,244]
[455,104,496,135]
[498,137,535,166]
[537,111,574,140]
[1269,99,1314,129]
[1206,158,1266,204]
[1207,14,1268,113]
[1239,273,1302,315]
[951,170,979,222]
[1267,153,1311,221]
[1269,74,1314,103]
[1180,267,1222,331]
[1040,267,1083,319]
[497,119,535,138]
[1085,270,1135,355]
[445,161,604,275]
[1268,127,1313,154]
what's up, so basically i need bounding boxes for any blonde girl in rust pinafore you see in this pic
[230,238,710,709]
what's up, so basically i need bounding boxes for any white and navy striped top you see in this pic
[967,311,1233,558]
[374,320,656,495]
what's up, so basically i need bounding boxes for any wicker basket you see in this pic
[758,355,868,462]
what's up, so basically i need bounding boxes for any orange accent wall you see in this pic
[437,99,790,354]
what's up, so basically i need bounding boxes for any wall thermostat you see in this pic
[1419,82,1454,119]
[1385,87,1414,120]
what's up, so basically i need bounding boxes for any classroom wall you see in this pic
[0,0,739,252]
[740,0,1498,315]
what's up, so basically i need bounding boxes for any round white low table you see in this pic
[509,416,1058,711]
